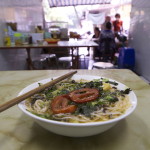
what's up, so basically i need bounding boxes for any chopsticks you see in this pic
[0,71,77,113]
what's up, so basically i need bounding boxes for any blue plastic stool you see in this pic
[118,47,135,69]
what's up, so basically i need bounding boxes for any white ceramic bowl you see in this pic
[18,75,137,137]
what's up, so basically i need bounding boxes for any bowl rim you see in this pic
[18,75,137,127]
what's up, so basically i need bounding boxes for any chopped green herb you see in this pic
[105,95,118,102]
[121,88,131,94]
[105,81,118,86]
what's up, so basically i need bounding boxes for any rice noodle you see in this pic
[25,78,132,123]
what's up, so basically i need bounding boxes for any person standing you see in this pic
[113,13,123,36]
[101,16,112,31]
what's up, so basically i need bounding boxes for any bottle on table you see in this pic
[4,29,11,46]
[28,34,32,44]
[14,33,22,46]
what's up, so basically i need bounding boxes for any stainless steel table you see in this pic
[0,39,98,69]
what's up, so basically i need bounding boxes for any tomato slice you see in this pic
[69,88,99,103]
[51,95,77,114]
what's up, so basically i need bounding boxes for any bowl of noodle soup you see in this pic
[18,75,137,137]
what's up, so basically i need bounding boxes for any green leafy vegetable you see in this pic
[121,88,131,94]
[75,103,98,117]
[105,81,118,86]
[105,95,118,102]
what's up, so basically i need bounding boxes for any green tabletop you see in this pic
[0,69,149,150]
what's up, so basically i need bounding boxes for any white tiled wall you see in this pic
[129,0,150,81]
[0,0,43,70]
[0,0,43,44]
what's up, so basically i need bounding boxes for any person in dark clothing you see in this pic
[92,27,101,59]
[99,22,116,62]
[93,27,100,39]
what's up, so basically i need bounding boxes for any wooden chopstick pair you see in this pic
[0,71,77,113]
